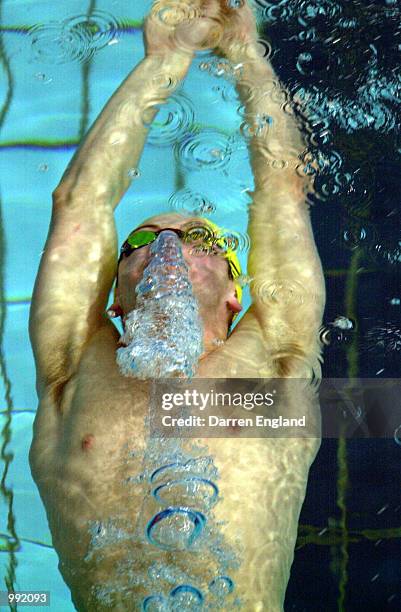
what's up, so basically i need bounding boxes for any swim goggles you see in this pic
[118,226,241,282]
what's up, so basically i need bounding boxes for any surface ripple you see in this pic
[28,11,123,64]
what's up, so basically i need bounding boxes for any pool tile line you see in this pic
[4,522,399,557]
[0,121,237,150]
[0,21,143,35]
[0,409,36,415]
[0,0,19,602]
[333,249,363,611]
[4,268,380,308]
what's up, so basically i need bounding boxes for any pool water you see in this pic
[1,0,400,610]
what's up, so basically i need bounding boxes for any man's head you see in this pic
[110,213,243,338]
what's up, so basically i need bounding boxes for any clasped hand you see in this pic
[144,0,259,60]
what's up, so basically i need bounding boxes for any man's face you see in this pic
[116,214,235,317]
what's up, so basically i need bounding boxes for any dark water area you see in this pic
[259,0,401,379]
[258,1,401,609]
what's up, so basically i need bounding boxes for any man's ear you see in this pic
[107,284,124,319]
[107,287,124,318]
[226,284,242,316]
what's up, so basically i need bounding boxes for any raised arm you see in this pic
[29,1,218,400]
[218,2,326,377]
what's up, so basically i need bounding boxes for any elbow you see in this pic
[51,187,67,213]
[52,185,71,208]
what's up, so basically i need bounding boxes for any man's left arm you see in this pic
[219,11,326,375]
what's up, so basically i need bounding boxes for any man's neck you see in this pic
[200,326,227,360]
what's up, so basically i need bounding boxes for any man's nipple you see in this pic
[81,434,95,451]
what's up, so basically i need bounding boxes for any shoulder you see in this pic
[227,306,323,379]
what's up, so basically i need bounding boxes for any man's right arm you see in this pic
[54,53,192,209]
[30,43,193,401]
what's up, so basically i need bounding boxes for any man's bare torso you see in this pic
[30,318,320,611]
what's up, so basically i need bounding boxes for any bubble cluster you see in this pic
[258,0,401,133]
[28,11,122,64]
[363,323,401,356]
[369,241,401,267]
[320,317,355,347]
[199,57,241,82]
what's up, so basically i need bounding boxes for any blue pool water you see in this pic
[1,0,401,610]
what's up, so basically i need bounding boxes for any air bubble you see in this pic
[169,584,203,610]
[319,321,353,347]
[252,279,306,307]
[240,113,271,141]
[146,507,206,550]
[271,159,288,169]
[168,188,216,216]
[333,316,354,331]
[208,575,234,596]
[152,477,219,510]
[142,594,168,611]
[145,91,195,146]
[255,38,273,59]
[296,52,313,76]
[128,168,140,179]
[174,130,232,171]
[35,72,52,83]
[237,274,252,287]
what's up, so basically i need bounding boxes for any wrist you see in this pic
[145,49,194,75]
[220,42,274,79]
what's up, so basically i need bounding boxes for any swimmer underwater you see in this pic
[28,1,326,610]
